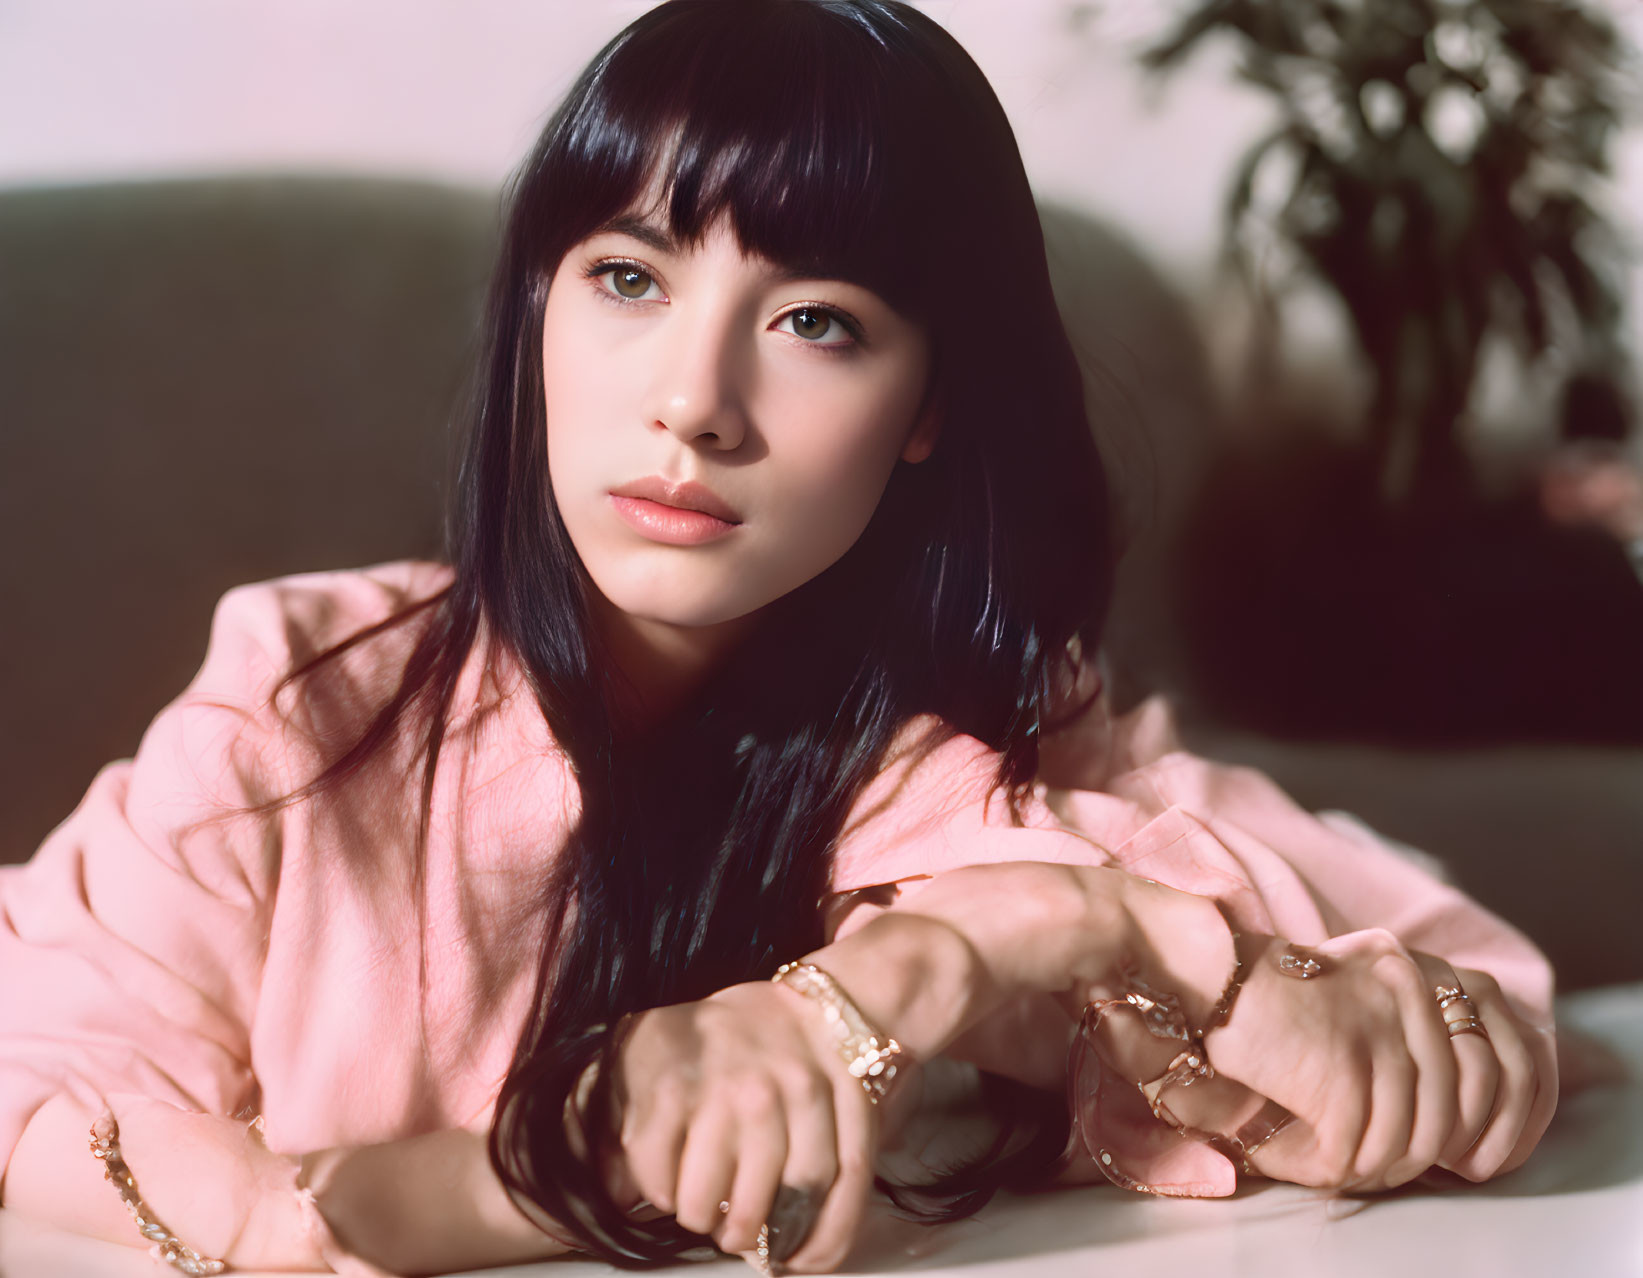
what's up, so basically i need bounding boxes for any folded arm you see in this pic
[815,720,1558,1196]
[0,573,575,1275]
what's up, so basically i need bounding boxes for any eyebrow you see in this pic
[591,214,679,255]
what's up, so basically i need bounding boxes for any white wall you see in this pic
[0,1,1275,277]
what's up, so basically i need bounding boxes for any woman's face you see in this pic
[542,211,934,633]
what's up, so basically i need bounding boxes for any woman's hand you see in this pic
[1126,928,1552,1191]
[878,862,1553,1194]
[607,980,881,1273]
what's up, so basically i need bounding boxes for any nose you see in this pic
[641,308,751,451]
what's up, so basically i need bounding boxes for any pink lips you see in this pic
[609,477,741,546]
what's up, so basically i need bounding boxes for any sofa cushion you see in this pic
[0,177,498,859]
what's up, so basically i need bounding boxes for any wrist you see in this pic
[298,1131,569,1276]
[103,1098,322,1273]
[798,909,987,1058]
[886,862,1133,1002]
[1111,876,1239,1027]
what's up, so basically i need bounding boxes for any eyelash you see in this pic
[582,257,866,352]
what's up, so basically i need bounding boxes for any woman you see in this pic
[0,2,1555,1275]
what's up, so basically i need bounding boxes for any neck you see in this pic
[592,595,760,734]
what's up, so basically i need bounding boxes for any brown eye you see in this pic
[789,307,833,341]
[778,305,858,347]
[611,266,654,299]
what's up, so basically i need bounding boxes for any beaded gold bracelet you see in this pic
[1106,899,1258,1091]
[1068,899,1285,1193]
[772,961,907,1105]
[89,1114,227,1276]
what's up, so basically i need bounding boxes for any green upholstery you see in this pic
[0,178,499,860]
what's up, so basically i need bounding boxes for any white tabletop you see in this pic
[5,984,1641,1278]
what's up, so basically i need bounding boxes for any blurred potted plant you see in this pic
[1143,0,1633,503]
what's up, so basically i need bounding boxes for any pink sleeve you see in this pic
[828,720,1116,898]
[829,706,1555,1028]
[0,580,289,1184]
[1082,749,1556,1032]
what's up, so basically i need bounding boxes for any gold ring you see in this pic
[1434,984,1490,1041]
[1232,1099,1295,1173]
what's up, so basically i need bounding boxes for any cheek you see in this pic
[788,445,895,551]
[541,311,618,492]
[771,379,921,535]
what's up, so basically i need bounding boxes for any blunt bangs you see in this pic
[521,0,975,313]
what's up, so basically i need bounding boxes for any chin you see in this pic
[596,577,771,632]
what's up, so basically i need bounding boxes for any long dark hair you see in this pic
[281,0,1111,1264]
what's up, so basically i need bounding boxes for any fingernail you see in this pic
[766,1184,823,1264]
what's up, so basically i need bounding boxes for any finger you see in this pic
[1154,1076,1310,1188]
[1442,973,1539,1181]
[1347,1038,1413,1189]
[673,1100,741,1237]
[1283,1076,1368,1189]
[1495,1020,1558,1177]
[1346,951,1421,1189]
[1428,967,1501,1167]
[1233,1098,1308,1182]
[1438,1029,1500,1167]
[1374,955,1463,1188]
[750,1072,839,1263]
[713,1092,790,1256]
[620,1076,691,1215]
[780,1079,876,1273]
[1224,1044,1366,1189]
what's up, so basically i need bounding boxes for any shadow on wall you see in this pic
[1174,427,1643,747]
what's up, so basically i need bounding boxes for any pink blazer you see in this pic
[0,562,1557,1226]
